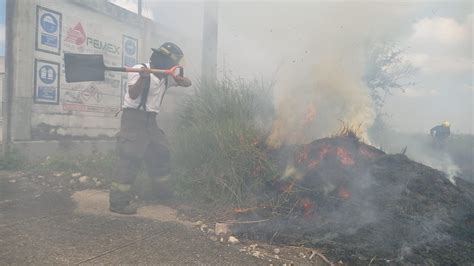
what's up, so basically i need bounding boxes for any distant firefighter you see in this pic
[430,121,451,148]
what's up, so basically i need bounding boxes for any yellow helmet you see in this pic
[442,121,451,127]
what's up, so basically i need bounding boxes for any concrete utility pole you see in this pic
[201,1,218,87]
[3,0,14,156]
[138,0,143,16]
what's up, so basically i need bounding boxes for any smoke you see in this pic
[137,0,471,183]
[214,2,418,147]
[139,1,471,184]
[370,125,463,183]
[269,24,377,145]
[408,145,460,184]
[268,53,376,146]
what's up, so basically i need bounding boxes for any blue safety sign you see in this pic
[123,35,138,67]
[39,65,57,85]
[36,6,62,55]
[34,60,60,104]
[40,13,58,33]
[125,39,136,56]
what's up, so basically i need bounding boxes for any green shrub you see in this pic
[171,78,276,206]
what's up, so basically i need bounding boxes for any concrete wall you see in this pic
[0,73,3,117]
[6,0,193,159]
[0,56,4,119]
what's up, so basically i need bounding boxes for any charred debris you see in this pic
[230,130,474,265]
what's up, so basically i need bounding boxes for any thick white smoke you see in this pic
[216,2,415,146]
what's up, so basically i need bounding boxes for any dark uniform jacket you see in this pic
[430,125,450,139]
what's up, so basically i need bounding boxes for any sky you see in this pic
[0,0,472,134]
[387,10,472,134]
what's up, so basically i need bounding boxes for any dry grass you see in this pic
[334,121,362,140]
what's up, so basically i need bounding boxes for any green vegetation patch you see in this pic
[171,78,277,206]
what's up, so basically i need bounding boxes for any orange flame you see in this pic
[308,159,319,169]
[318,144,331,159]
[336,147,355,166]
[307,144,331,168]
[298,197,316,216]
[338,186,351,199]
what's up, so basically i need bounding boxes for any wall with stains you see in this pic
[8,0,187,143]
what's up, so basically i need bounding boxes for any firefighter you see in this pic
[430,121,451,149]
[109,42,192,215]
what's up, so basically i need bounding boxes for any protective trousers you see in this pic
[110,108,171,207]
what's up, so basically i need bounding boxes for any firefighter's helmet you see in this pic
[152,42,183,64]
[150,42,183,70]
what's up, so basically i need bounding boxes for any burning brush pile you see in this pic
[233,131,474,264]
[172,79,473,264]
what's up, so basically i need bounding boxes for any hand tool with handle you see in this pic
[64,53,184,83]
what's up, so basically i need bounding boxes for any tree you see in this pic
[364,42,417,114]
[364,42,417,144]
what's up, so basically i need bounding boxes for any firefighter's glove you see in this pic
[139,66,150,78]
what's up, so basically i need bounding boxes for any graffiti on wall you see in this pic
[63,85,103,103]
[61,82,121,113]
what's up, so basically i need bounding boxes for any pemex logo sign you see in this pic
[64,22,86,45]
[64,22,120,55]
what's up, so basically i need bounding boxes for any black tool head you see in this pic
[64,53,106,83]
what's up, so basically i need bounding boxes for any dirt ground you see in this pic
[0,170,329,265]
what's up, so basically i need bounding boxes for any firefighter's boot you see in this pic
[109,182,137,215]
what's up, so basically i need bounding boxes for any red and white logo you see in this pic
[64,22,86,45]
